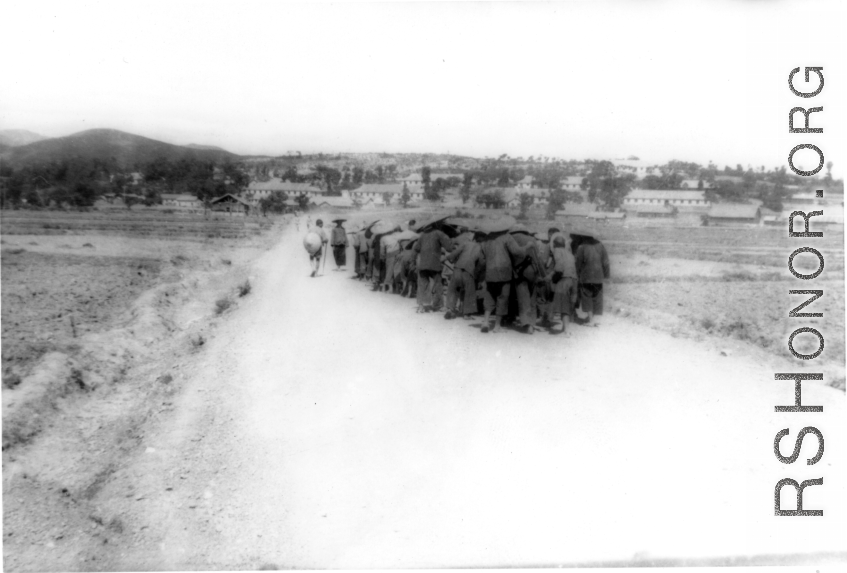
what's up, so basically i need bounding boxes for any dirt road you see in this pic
[29,223,847,569]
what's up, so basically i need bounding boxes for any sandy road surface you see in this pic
[84,223,845,569]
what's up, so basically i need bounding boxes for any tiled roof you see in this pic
[588,211,626,219]
[351,184,408,195]
[555,202,597,216]
[679,179,713,189]
[247,178,324,194]
[709,203,761,218]
[626,204,676,214]
[317,197,354,207]
[561,176,584,187]
[627,190,706,201]
[211,193,251,206]
[162,194,199,201]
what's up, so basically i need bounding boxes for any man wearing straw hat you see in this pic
[547,232,578,335]
[534,232,555,328]
[478,216,535,333]
[364,223,377,282]
[389,229,419,293]
[575,233,610,326]
[413,216,452,313]
[380,227,403,292]
[330,219,349,271]
[444,229,483,319]
[396,238,418,298]
[348,224,361,277]
[509,224,543,334]
[357,223,371,280]
[369,221,399,291]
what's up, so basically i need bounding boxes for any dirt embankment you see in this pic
[1,220,285,571]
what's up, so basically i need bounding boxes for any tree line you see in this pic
[0,156,251,210]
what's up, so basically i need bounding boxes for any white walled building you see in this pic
[623,189,710,211]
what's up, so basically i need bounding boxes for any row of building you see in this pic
[162,183,837,211]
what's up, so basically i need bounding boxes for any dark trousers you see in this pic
[402,270,417,298]
[358,251,368,276]
[483,281,511,316]
[514,278,537,328]
[332,245,346,267]
[446,269,477,315]
[580,282,604,315]
[536,280,552,320]
[417,269,443,309]
[365,251,374,280]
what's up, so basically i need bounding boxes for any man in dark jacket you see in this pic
[357,226,369,280]
[364,228,375,281]
[349,225,361,277]
[413,221,452,312]
[575,237,610,326]
[479,219,535,333]
[330,219,348,270]
[509,225,542,334]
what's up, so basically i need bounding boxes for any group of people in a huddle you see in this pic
[313,214,610,335]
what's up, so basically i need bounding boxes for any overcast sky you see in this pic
[1,0,844,176]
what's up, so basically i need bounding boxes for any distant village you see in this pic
[153,156,844,228]
[1,143,843,229]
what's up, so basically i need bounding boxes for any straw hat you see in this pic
[394,229,420,242]
[371,221,401,235]
[413,214,451,233]
[509,223,533,236]
[476,215,516,235]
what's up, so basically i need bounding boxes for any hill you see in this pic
[0,129,48,147]
[1,128,240,169]
[186,143,228,152]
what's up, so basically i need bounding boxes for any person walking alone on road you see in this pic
[304,219,329,278]
[330,219,349,271]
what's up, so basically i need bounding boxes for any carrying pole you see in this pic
[321,242,329,275]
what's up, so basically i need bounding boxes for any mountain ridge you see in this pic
[0,129,49,147]
[0,128,240,168]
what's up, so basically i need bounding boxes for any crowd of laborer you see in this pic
[307,214,610,335]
